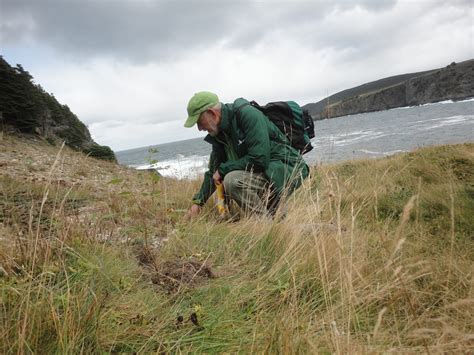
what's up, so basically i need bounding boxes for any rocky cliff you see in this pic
[305,59,474,120]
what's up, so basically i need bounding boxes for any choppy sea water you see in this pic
[116,99,474,179]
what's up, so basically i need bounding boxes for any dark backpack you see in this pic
[237,100,315,155]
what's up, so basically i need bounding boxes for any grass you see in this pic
[0,134,473,353]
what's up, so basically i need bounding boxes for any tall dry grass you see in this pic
[1,135,473,353]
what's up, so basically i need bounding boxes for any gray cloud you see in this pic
[1,0,402,63]
[2,0,239,62]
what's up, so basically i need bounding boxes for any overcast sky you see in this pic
[1,0,472,151]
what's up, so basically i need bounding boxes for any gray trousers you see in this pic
[223,170,274,215]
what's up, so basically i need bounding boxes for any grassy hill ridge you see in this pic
[1,133,473,353]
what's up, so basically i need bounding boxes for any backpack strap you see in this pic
[234,101,261,126]
[233,102,249,127]
[235,102,249,117]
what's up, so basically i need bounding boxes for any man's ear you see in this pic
[199,110,209,121]
[207,109,216,121]
[210,108,220,122]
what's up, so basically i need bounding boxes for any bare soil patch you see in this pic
[135,246,215,293]
[151,259,215,293]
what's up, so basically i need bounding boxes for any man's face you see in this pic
[197,109,219,136]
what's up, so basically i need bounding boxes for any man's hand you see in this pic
[213,170,223,185]
[186,204,202,219]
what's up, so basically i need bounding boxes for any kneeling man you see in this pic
[184,91,309,218]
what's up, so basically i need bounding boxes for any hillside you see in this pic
[1,133,473,353]
[0,56,115,161]
[304,59,474,119]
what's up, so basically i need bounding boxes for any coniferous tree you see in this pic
[0,58,44,132]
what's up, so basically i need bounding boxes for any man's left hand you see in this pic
[213,170,223,185]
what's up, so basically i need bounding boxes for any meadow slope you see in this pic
[1,133,473,353]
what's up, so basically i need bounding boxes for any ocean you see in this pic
[116,99,474,179]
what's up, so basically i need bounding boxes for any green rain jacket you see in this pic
[192,98,309,206]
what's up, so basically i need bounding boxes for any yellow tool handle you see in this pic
[215,183,226,216]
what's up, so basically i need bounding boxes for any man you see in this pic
[184,91,309,219]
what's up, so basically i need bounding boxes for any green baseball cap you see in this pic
[184,91,219,127]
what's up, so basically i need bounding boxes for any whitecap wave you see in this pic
[135,154,209,180]
[314,129,388,147]
[393,97,474,110]
[421,98,474,107]
[358,149,406,156]
[423,115,474,130]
